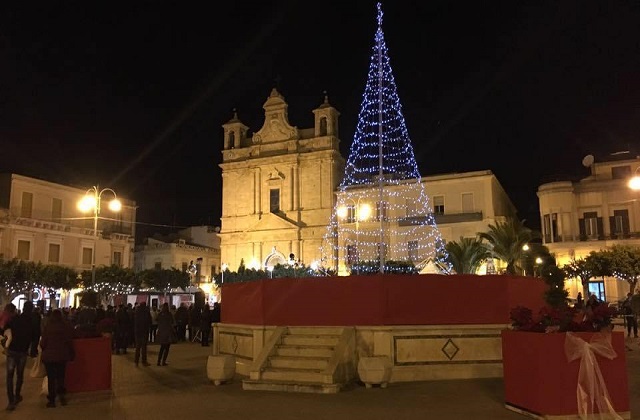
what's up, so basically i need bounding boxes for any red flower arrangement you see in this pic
[509,304,618,333]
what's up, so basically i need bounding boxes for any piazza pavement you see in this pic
[1,336,638,420]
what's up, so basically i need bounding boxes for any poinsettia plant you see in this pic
[509,304,617,333]
[509,262,618,333]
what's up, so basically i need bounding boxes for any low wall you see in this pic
[221,274,547,326]
[214,323,506,381]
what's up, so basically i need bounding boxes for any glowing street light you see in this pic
[628,168,640,190]
[77,186,122,288]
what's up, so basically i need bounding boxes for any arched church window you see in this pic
[319,117,327,136]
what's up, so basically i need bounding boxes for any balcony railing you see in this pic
[398,211,483,226]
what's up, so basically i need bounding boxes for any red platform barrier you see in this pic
[66,336,112,393]
[221,274,547,326]
[502,330,629,417]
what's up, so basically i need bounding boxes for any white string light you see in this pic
[321,3,450,275]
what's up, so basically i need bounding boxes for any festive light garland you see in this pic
[321,3,450,275]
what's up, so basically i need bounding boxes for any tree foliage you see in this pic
[444,236,491,274]
[478,218,539,275]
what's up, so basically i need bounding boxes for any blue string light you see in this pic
[321,2,451,275]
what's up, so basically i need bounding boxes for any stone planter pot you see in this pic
[501,330,630,419]
[357,356,392,388]
[206,355,236,386]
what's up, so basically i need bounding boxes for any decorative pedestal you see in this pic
[357,356,392,388]
[207,355,236,386]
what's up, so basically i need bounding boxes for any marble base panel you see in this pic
[213,323,507,382]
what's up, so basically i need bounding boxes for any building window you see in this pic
[433,196,444,215]
[376,201,388,222]
[612,165,631,180]
[154,262,162,270]
[182,262,188,272]
[579,211,602,240]
[462,193,474,213]
[543,213,558,243]
[344,205,356,223]
[82,247,93,265]
[346,245,358,266]
[51,198,62,223]
[17,240,30,260]
[405,199,416,217]
[319,117,328,136]
[270,189,280,213]
[48,243,61,263]
[113,251,122,267]
[211,264,217,275]
[408,240,418,262]
[610,209,630,238]
[21,192,33,218]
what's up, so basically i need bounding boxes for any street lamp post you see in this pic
[78,186,122,289]
[337,197,372,275]
[221,263,228,284]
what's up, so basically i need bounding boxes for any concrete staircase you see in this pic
[242,326,356,394]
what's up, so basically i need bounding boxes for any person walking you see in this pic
[2,301,38,411]
[149,306,159,343]
[133,302,152,367]
[156,303,175,366]
[623,292,638,338]
[200,304,212,347]
[40,309,74,408]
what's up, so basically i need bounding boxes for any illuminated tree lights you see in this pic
[321,3,450,275]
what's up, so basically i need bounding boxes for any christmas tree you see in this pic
[321,3,450,275]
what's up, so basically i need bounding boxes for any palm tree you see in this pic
[479,218,539,275]
[444,236,491,274]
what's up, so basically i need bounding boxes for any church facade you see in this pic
[218,89,345,271]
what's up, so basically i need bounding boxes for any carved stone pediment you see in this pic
[252,89,298,144]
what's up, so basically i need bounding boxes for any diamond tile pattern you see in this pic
[441,338,459,360]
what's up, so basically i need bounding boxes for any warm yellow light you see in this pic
[337,206,348,219]
[108,198,122,212]
[78,195,96,213]
[522,244,530,251]
[357,203,371,221]
[535,257,543,264]
[628,176,640,191]
[221,263,229,271]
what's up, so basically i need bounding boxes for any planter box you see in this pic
[501,330,629,419]
[66,336,112,393]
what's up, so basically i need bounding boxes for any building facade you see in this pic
[333,170,517,274]
[133,225,221,303]
[218,89,344,271]
[537,156,640,302]
[0,173,136,305]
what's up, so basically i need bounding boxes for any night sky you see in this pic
[2,1,640,239]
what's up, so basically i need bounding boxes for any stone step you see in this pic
[282,335,339,346]
[268,356,329,370]
[275,345,335,358]
[242,379,341,394]
[287,326,346,336]
[261,367,326,383]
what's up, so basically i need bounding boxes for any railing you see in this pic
[544,232,640,243]
[398,211,483,226]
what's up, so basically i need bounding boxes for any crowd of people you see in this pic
[0,299,222,411]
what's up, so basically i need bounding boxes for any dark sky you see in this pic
[2,1,640,238]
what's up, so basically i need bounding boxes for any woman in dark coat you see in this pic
[40,309,74,408]
[155,303,175,366]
